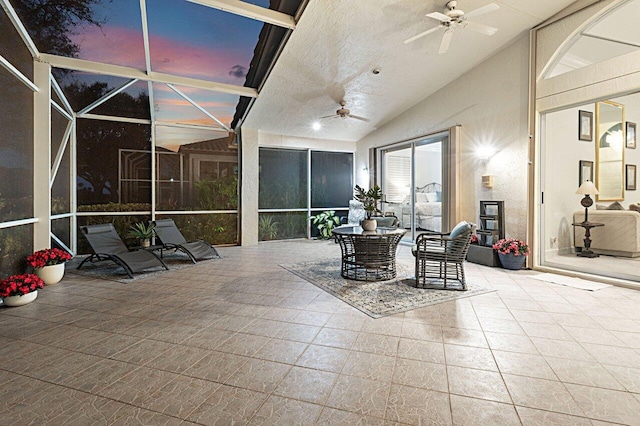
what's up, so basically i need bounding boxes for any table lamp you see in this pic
[575,181,599,223]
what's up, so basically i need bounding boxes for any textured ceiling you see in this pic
[244,0,578,141]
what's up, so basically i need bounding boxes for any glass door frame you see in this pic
[378,130,451,242]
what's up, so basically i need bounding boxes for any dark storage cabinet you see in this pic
[467,201,504,267]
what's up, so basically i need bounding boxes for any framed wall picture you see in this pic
[626,164,637,191]
[579,110,593,141]
[627,122,637,149]
[579,160,594,186]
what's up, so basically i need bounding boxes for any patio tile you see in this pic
[225,358,291,393]
[295,344,349,373]
[352,332,399,356]
[447,365,511,403]
[143,375,221,418]
[492,350,557,380]
[315,407,385,425]
[343,351,396,382]
[565,383,640,426]
[187,384,268,426]
[326,375,390,419]
[502,374,584,416]
[545,357,624,390]
[184,351,249,383]
[515,406,592,425]
[274,366,337,404]
[397,337,446,364]
[249,395,322,425]
[444,344,498,371]
[450,395,520,426]
[385,384,451,425]
[313,327,359,349]
[392,358,448,392]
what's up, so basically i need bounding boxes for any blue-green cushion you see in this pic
[448,221,471,250]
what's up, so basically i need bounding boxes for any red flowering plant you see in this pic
[27,248,72,269]
[0,274,45,298]
[470,234,479,245]
[492,238,530,256]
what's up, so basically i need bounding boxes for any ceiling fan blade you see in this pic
[438,28,454,54]
[426,11,451,22]
[465,20,498,36]
[465,3,499,19]
[319,115,338,120]
[348,115,371,123]
[403,26,441,44]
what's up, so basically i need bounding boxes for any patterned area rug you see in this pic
[281,259,496,318]
[66,253,210,284]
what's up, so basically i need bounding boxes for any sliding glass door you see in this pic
[381,132,448,242]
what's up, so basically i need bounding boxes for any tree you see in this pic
[14,0,107,57]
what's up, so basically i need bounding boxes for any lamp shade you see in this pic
[576,181,599,195]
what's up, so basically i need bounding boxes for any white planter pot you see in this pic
[35,263,65,285]
[3,290,38,307]
[361,219,377,232]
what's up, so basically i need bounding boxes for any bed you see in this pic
[390,182,442,232]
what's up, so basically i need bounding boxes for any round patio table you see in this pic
[333,226,406,281]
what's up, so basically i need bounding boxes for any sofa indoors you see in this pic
[574,210,640,257]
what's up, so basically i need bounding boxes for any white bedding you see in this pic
[415,202,441,216]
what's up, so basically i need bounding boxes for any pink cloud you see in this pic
[71,26,252,85]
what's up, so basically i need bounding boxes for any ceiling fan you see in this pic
[404,1,499,54]
[320,100,370,123]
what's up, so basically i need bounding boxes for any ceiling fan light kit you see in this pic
[319,100,371,123]
[404,1,499,53]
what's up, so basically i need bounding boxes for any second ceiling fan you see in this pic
[404,1,500,54]
[320,100,370,123]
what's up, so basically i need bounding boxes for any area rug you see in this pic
[529,273,612,291]
[66,253,208,284]
[280,259,496,318]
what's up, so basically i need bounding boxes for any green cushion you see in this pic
[450,221,471,239]
[448,221,471,251]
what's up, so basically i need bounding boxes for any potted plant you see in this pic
[309,210,341,239]
[492,238,530,270]
[27,248,72,285]
[129,222,155,248]
[354,184,383,231]
[0,274,45,307]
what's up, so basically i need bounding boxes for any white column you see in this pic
[240,128,259,245]
[33,61,51,250]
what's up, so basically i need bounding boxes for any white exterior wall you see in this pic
[356,35,532,239]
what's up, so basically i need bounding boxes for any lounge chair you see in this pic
[152,219,220,262]
[78,223,169,278]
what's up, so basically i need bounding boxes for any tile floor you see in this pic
[1,240,640,425]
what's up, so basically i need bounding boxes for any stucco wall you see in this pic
[356,35,532,239]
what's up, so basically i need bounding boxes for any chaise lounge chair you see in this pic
[152,219,221,263]
[78,223,169,278]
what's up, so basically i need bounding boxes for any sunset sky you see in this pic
[41,0,272,147]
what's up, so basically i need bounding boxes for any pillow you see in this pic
[448,221,472,251]
[415,193,429,203]
[595,204,607,210]
[436,191,442,202]
[606,201,625,210]
[630,204,640,214]
[347,200,365,225]
[426,192,438,202]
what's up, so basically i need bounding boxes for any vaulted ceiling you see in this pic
[244,0,579,141]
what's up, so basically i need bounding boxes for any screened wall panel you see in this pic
[0,67,34,223]
[0,225,33,276]
[311,151,353,209]
[52,218,72,250]
[76,119,152,208]
[51,107,70,168]
[155,213,237,245]
[258,212,307,241]
[259,149,307,209]
[52,144,72,215]
[0,10,33,80]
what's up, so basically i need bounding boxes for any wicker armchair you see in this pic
[412,221,476,291]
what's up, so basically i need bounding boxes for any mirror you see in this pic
[596,101,625,201]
